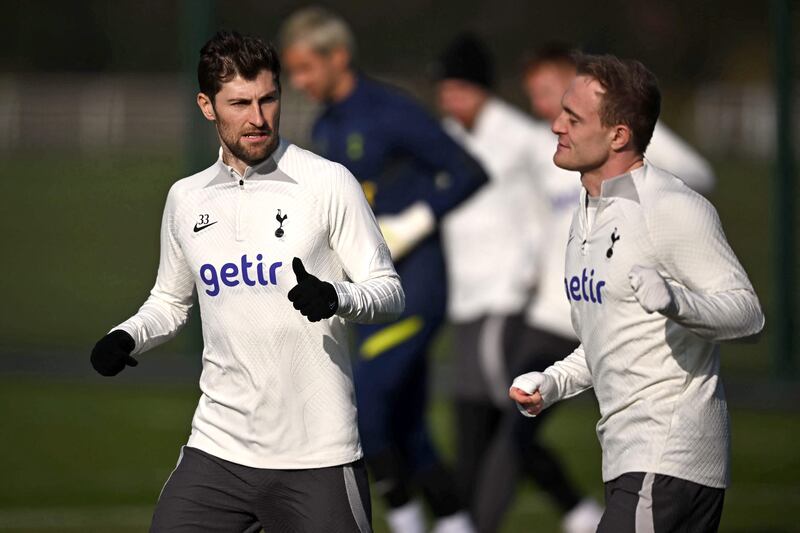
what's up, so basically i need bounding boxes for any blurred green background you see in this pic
[1,0,798,531]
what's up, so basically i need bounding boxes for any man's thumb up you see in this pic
[292,257,309,283]
[288,257,338,322]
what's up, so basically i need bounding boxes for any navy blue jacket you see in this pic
[312,76,488,319]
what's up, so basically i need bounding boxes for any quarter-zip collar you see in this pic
[580,163,645,206]
[598,166,642,203]
[579,165,646,224]
[577,165,645,254]
[206,138,295,187]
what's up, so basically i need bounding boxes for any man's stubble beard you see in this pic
[217,113,281,167]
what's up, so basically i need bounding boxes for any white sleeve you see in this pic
[328,166,405,323]
[114,185,195,354]
[542,344,594,404]
[645,121,715,194]
[648,190,765,342]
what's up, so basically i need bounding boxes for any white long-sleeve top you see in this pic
[526,120,717,339]
[114,139,404,469]
[441,98,549,322]
[542,163,763,488]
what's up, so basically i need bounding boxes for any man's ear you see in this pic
[197,92,216,121]
[610,124,633,152]
[330,46,351,72]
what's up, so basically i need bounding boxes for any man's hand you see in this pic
[377,201,435,261]
[509,387,544,417]
[91,330,137,377]
[628,265,676,315]
[509,372,552,417]
[288,258,339,322]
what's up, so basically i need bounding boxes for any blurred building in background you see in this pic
[0,74,318,153]
[0,73,798,160]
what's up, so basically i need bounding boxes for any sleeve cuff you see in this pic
[539,369,562,409]
[109,324,139,354]
[332,281,355,318]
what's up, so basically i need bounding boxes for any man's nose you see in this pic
[249,103,266,127]
[551,112,566,135]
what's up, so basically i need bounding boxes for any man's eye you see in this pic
[569,118,578,125]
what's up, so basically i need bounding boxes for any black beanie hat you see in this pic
[435,33,494,89]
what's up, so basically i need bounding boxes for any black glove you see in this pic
[287,257,339,322]
[91,330,138,376]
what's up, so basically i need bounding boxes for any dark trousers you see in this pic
[453,317,584,532]
[598,472,724,533]
[151,446,372,533]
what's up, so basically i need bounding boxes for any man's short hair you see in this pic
[198,30,281,100]
[278,6,356,57]
[523,42,578,75]
[576,53,661,154]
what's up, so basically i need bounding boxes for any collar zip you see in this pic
[226,165,247,187]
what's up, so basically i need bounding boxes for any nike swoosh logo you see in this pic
[193,221,218,233]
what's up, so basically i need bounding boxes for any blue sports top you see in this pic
[312,75,487,219]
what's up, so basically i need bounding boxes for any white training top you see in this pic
[115,139,404,469]
[525,121,717,339]
[542,163,763,488]
[441,98,549,322]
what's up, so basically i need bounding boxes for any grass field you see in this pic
[0,378,798,532]
[0,151,798,532]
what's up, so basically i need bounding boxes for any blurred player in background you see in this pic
[90,30,404,531]
[435,34,602,533]
[280,8,487,533]
[511,53,764,531]
[522,43,716,195]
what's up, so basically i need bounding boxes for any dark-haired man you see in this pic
[90,30,404,532]
[510,54,764,531]
[280,8,486,533]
